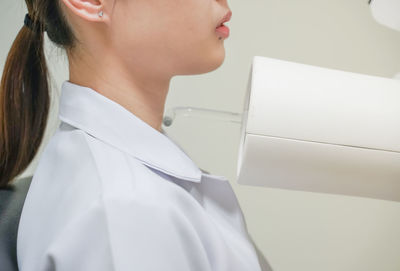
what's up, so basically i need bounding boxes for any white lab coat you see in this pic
[16,80,263,271]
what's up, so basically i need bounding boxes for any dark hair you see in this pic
[0,0,77,188]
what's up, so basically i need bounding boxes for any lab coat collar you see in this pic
[58,80,203,183]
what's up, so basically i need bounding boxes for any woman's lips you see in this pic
[215,25,230,38]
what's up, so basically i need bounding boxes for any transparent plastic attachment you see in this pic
[162,106,243,127]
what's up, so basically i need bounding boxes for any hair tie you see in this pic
[24,13,46,33]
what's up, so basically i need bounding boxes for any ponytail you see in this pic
[0,0,76,188]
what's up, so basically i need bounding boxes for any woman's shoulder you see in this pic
[37,121,187,200]
[18,123,172,266]
[22,122,145,232]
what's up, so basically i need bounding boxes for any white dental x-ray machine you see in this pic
[163,0,400,202]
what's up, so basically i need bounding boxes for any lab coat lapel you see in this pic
[58,80,203,183]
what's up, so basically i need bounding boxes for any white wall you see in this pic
[1,0,400,270]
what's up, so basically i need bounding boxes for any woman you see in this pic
[0,0,263,270]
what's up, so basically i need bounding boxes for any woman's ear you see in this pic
[60,0,112,24]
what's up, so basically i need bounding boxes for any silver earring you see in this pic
[98,11,103,17]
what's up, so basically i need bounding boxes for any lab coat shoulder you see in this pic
[36,122,101,191]
[17,125,105,270]
[33,123,212,270]
[41,122,137,201]
[25,123,105,217]
[42,194,212,271]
